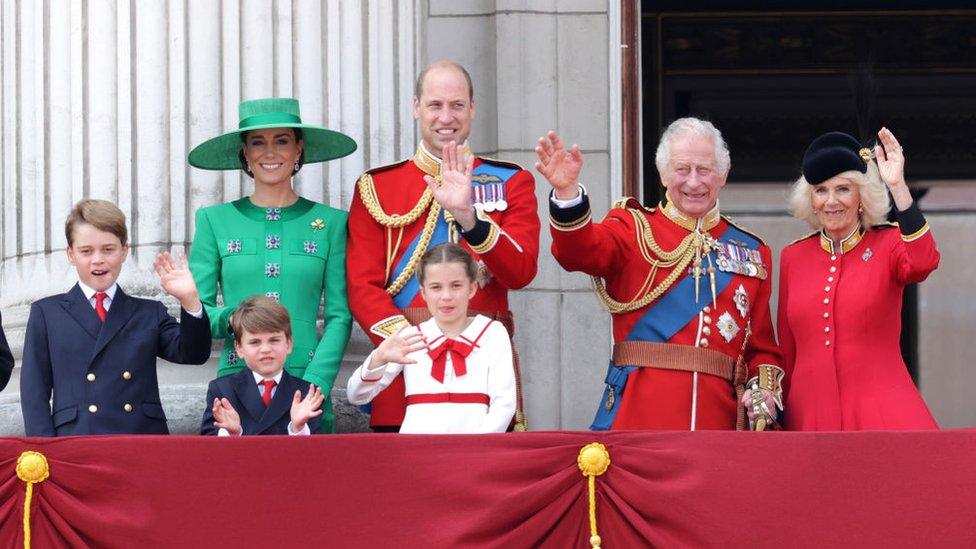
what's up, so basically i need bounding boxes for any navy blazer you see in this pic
[201,368,319,435]
[20,284,212,436]
[0,312,13,392]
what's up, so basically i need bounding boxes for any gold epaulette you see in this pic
[871,221,899,230]
[477,156,524,171]
[721,214,770,246]
[787,230,820,246]
[611,196,654,213]
[357,160,434,228]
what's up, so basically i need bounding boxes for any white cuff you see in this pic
[549,184,586,208]
[287,422,311,436]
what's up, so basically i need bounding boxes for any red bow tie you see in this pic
[427,338,474,383]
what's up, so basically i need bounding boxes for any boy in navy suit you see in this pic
[201,296,324,436]
[20,199,212,436]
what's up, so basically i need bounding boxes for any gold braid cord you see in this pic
[592,208,714,314]
[578,443,611,548]
[358,173,434,228]
[385,201,443,296]
[357,172,443,296]
[17,451,50,549]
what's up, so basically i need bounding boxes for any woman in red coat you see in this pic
[778,128,939,430]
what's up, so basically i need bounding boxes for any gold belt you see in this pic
[612,341,735,381]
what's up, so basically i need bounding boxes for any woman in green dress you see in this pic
[188,97,355,432]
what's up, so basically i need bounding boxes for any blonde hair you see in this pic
[65,199,128,246]
[788,161,891,229]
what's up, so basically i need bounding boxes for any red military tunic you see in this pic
[549,193,782,430]
[778,202,939,430]
[347,144,540,427]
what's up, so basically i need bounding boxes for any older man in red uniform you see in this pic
[536,119,782,430]
[347,61,539,431]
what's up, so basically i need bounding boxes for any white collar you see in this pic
[78,281,118,301]
[422,314,491,348]
[251,370,284,385]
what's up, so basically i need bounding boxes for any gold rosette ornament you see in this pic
[17,451,50,549]
[577,442,611,548]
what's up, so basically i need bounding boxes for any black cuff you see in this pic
[459,216,492,248]
[896,201,927,236]
[548,190,591,224]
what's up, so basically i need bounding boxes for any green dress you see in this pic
[190,197,351,432]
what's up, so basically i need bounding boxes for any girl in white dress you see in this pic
[347,243,516,433]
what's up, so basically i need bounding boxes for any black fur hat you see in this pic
[802,132,871,185]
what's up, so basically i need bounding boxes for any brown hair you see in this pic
[418,243,478,285]
[414,60,474,101]
[65,199,129,247]
[238,128,305,178]
[229,296,292,343]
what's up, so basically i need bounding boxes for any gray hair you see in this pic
[788,161,891,229]
[654,117,731,176]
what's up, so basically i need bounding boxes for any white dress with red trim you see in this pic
[346,315,516,434]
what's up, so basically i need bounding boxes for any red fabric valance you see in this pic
[2,431,975,547]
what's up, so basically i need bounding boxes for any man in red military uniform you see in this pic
[535,119,783,430]
[347,60,539,431]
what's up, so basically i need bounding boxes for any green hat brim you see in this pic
[188,123,357,170]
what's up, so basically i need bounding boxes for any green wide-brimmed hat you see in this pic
[188,97,356,170]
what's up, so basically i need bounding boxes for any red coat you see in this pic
[550,194,782,430]
[778,203,939,430]
[347,146,540,427]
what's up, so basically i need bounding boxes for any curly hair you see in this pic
[788,160,891,229]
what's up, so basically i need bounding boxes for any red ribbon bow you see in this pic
[427,338,474,383]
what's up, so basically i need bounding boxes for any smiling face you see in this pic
[812,175,862,241]
[413,65,475,156]
[67,222,129,292]
[235,329,293,379]
[241,128,303,187]
[660,133,728,217]
[420,261,477,331]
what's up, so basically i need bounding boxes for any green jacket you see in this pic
[190,197,352,432]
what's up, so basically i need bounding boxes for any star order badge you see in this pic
[733,284,749,318]
[717,311,740,343]
[862,248,873,262]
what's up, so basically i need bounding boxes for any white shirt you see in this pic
[347,315,516,434]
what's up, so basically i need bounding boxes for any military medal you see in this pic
[717,311,740,342]
[734,284,749,318]
[862,248,873,262]
[495,182,508,211]
[483,184,497,212]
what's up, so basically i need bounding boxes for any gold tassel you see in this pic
[578,443,611,548]
[17,451,50,549]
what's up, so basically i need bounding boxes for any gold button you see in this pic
[825,340,831,346]
[824,312,829,319]
[830,266,837,273]
[702,326,712,336]
[86,373,96,382]
[703,306,711,313]
[122,371,132,380]
[699,338,709,347]
[827,277,834,283]
[88,404,98,413]
[703,315,712,324]
[831,255,837,261]
[824,326,830,333]
[823,298,830,305]
[824,286,831,292]
[124,403,133,412]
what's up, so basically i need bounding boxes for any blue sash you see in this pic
[591,223,760,430]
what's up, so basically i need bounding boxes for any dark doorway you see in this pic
[639,2,976,382]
